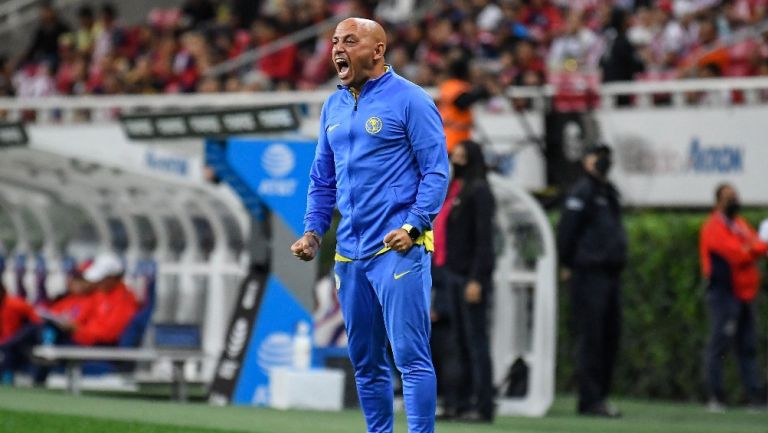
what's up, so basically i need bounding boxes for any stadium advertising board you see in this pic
[208,138,317,406]
[0,122,28,147]
[120,105,300,140]
[208,272,267,405]
[599,107,768,206]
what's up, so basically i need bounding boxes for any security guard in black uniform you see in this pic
[557,143,627,417]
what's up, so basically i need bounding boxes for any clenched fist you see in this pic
[291,232,321,261]
[383,229,413,253]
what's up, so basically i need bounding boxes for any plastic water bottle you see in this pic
[292,321,312,370]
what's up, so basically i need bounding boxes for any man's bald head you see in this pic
[337,18,387,45]
[332,18,388,90]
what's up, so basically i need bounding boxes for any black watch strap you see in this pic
[401,224,420,241]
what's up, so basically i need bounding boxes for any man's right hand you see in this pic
[291,232,321,261]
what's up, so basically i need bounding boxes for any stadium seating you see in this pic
[3,0,768,101]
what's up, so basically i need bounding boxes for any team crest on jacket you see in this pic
[365,116,383,134]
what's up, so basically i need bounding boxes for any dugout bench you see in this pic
[32,346,207,402]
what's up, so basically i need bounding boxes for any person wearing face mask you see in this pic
[431,139,496,422]
[700,183,768,412]
[557,143,627,417]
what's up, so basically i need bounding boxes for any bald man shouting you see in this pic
[291,18,449,433]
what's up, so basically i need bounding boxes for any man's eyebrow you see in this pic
[333,32,357,40]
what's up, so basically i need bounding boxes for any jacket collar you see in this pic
[336,65,394,94]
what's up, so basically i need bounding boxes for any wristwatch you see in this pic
[401,224,421,241]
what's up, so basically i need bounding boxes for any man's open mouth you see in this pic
[335,57,350,79]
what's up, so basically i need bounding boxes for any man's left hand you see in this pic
[465,280,482,304]
[383,229,413,253]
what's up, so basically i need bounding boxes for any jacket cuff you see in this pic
[303,223,325,238]
[404,212,427,233]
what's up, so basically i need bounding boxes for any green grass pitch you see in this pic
[0,387,766,433]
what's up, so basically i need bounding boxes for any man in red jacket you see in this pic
[700,183,768,411]
[44,260,97,324]
[70,253,138,346]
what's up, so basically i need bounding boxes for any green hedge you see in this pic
[555,209,768,403]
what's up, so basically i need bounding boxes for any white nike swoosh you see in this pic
[394,270,412,280]
[327,123,341,133]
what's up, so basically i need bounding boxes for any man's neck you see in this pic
[350,64,387,93]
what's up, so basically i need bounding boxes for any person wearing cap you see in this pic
[42,260,98,326]
[557,143,627,417]
[68,253,138,346]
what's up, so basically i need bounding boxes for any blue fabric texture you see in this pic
[336,246,436,433]
[304,66,449,259]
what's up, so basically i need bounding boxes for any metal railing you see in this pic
[3,76,768,124]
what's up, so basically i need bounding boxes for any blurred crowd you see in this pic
[3,0,768,100]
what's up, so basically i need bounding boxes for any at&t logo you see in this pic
[261,143,295,177]
[258,143,298,196]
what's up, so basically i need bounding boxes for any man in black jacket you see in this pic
[557,143,627,417]
[23,1,70,69]
[600,8,645,106]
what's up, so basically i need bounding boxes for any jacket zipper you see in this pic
[347,84,369,257]
[348,88,359,257]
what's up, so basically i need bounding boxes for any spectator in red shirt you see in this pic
[699,183,768,411]
[69,253,138,346]
[0,280,42,378]
[520,0,564,44]
[252,18,298,86]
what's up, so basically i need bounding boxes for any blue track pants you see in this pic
[335,245,436,433]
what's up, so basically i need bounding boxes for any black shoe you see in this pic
[457,410,493,423]
[579,402,622,418]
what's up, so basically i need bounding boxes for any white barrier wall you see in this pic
[601,106,768,207]
[21,105,768,210]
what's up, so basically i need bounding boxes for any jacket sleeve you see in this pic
[557,188,588,268]
[469,183,496,280]
[303,103,337,236]
[742,219,768,258]
[403,90,450,232]
[703,220,754,267]
[20,299,42,325]
[72,293,138,346]
[752,241,768,257]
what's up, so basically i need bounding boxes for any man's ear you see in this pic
[374,42,386,60]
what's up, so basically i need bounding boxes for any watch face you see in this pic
[409,227,420,240]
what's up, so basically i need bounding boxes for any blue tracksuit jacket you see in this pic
[303,67,449,258]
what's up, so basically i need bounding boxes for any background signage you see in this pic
[120,106,300,140]
[0,122,28,147]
